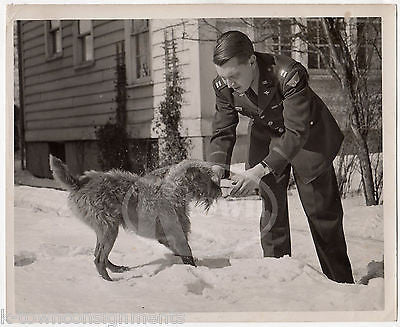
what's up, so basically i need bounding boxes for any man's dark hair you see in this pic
[213,30,254,66]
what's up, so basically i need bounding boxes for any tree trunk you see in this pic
[350,125,376,205]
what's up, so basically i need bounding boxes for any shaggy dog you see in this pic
[49,155,222,281]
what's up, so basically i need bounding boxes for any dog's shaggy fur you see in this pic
[49,155,221,281]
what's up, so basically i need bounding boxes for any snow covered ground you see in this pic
[12,166,385,315]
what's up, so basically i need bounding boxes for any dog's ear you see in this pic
[185,166,199,181]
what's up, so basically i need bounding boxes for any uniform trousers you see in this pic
[257,163,354,283]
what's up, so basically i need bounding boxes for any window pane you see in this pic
[49,30,62,55]
[281,22,292,45]
[307,20,319,44]
[50,20,60,29]
[55,30,62,53]
[50,31,56,54]
[136,56,149,79]
[133,27,150,79]
[84,35,94,61]
[136,33,148,56]
[78,20,91,34]
[306,19,330,69]
[308,51,318,69]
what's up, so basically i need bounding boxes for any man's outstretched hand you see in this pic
[230,164,269,197]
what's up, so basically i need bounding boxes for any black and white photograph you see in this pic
[5,3,397,323]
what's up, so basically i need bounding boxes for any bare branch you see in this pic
[200,18,222,34]
[240,18,257,29]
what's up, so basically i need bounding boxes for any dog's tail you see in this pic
[49,154,80,191]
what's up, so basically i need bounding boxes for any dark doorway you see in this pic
[48,142,66,162]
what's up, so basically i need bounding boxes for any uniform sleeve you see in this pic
[209,82,239,176]
[262,64,312,176]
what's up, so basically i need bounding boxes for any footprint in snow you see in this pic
[14,251,37,266]
[186,279,213,295]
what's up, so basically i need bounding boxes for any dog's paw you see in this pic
[106,261,130,273]
[181,256,197,267]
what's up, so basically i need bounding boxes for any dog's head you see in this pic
[166,160,222,210]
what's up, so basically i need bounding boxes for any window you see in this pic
[270,19,293,58]
[356,18,381,70]
[78,20,94,62]
[306,19,329,69]
[125,19,151,84]
[73,20,94,67]
[45,20,62,59]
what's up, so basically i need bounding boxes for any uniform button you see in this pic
[260,114,265,119]
[310,121,314,126]
[278,128,285,133]
[268,121,273,126]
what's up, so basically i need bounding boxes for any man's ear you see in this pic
[249,54,256,66]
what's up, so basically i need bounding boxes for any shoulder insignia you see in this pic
[280,70,288,78]
[286,71,300,88]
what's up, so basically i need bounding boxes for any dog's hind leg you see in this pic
[94,225,119,281]
[94,235,128,273]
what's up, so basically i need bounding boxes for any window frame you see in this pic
[305,18,332,74]
[124,19,152,86]
[355,17,382,72]
[73,20,95,69]
[44,20,63,61]
[269,19,294,59]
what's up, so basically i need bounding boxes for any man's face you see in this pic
[215,55,255,94]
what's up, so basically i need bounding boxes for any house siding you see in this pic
[21,20,127,176]
[22,20,125,143]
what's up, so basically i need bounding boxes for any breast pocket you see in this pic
[234,106,256,119]
[233,93,260,118]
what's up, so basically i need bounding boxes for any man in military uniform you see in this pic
[209,30,354,283]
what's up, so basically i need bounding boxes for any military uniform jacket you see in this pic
[209,52,344,184]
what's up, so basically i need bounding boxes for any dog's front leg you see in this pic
[157,210,196,267]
